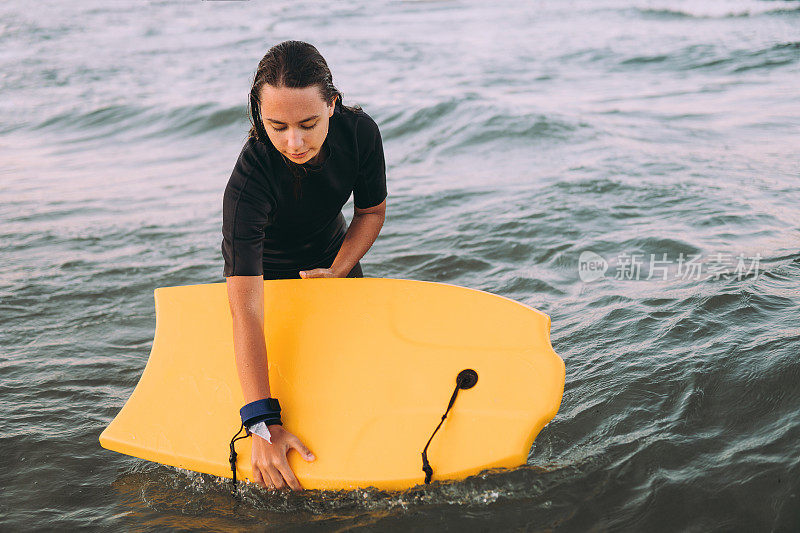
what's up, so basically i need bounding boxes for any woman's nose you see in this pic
[286,129,304,151]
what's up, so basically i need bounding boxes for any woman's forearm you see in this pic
[231,311,271,402]
[330,211,385,277]
[227,276,271,403]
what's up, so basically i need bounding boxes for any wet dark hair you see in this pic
[247,40,361,199]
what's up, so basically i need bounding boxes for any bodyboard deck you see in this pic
[99,278,565,490]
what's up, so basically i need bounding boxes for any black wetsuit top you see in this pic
[221,104,387,279]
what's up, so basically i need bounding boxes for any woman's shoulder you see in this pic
[235,135,276,175]
[242,134,273,161]
[339,104,379,129]
[334,105,381,152]
[226,135,278,196]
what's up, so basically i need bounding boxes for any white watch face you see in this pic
[248,420,272,444]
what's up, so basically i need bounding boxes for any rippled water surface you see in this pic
[1,0,799,530]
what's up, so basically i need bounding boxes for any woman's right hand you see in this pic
[250,424,316,491]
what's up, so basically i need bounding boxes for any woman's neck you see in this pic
[304,141,328,168]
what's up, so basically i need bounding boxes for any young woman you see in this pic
[221,41,387,491]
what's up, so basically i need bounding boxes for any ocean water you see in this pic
[1,0,799,530]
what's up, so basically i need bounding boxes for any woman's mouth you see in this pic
[288,150,309,159]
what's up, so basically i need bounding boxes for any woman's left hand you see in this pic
[299,268,339,278]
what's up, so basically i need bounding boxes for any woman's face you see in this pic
[259,84,335,165]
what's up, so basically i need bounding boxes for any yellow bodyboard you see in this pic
[99,278,565,490]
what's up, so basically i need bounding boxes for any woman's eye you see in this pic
[271,123,317,131]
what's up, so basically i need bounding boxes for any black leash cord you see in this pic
[421,369,478,484]
[229,423,250,487]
